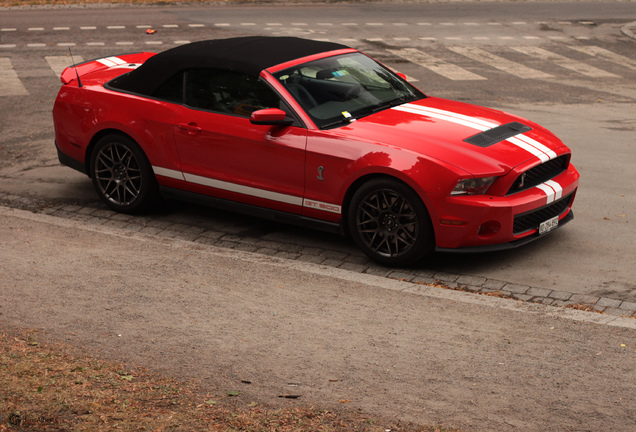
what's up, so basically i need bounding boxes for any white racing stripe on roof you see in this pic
[394,103,556,162]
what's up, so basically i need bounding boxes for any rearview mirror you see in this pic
[250,108,293,126]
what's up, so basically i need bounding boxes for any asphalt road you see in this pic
[1,1,635,302]
[1,206,634,432]
[1,2,635,431]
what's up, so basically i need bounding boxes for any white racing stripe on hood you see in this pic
[393,104,491,133]
[393,103,557,162]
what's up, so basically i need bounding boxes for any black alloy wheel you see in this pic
[90,134,159,214]
[348,178,434,266]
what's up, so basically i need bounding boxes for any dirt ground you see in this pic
[1,207,634,432]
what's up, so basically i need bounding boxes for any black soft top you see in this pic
[110,36,349,96]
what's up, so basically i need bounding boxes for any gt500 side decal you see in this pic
[152,166,342,215]
[304,199,342,214]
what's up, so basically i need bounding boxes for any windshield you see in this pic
[273,52,425,129]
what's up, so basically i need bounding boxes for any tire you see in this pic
[347,178,434,266]
[90,133,159,214]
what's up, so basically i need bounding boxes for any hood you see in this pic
[339,97,566,177]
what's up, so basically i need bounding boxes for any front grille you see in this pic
[513,192,574,235]
[507,155,569,195]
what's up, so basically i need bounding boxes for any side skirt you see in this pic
[159,186,344,235]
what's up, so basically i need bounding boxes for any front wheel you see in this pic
[90,134,159,214]
[348,179,434,266]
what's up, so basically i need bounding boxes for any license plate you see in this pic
[539,216,559,235]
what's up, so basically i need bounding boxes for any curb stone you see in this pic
[1,192,634,319]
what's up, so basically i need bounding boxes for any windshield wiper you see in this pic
[320,96,419,129]
[321,117,353,130]
[372,95,416,113]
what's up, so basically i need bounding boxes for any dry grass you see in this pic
[1,329,462,432]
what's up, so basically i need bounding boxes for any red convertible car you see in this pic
[53,36,579,265]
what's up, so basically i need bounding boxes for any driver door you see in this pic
[172,69,308,215]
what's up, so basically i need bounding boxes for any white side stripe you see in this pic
[152,165,341,215]
[394,103,557,162]
[153,166,185,181]
[184,173,304,207]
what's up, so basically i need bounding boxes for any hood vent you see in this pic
[463,122,532,147]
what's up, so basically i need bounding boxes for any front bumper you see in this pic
[436,209,574,253]
[430,164,579,250]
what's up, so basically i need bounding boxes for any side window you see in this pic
[153,72,184,103]
[184,69,281,117]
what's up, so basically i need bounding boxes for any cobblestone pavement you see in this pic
[2,190,634,319]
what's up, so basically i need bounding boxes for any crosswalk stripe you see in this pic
[46,55,84,77]
[0,44,631,98]
[388,48,486,81]
[566,45,636,71]
[510,46,620,78]
[448,46,552,79]
[0,58,29,96]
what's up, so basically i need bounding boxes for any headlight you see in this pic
[451,176,497,196]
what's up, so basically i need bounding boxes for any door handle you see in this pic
[178,122,202,134]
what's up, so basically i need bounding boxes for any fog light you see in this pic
[478,221,501,238]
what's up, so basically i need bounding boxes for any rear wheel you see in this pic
[348,178,434,266]
[90,134,159,214]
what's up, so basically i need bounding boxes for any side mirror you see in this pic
[396,72,407,81]
[250,108,294,126]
